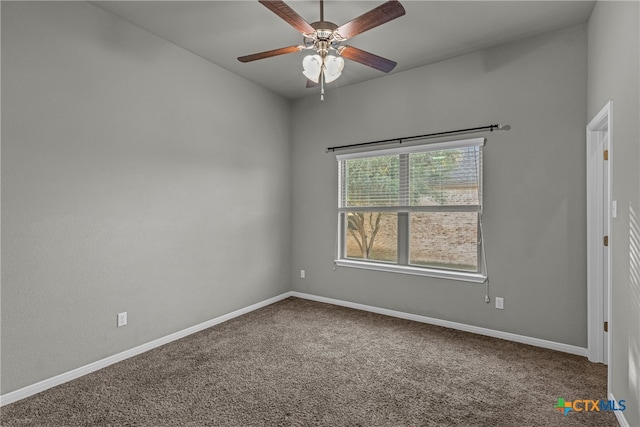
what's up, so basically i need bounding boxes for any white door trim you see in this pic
[586,101,612,381]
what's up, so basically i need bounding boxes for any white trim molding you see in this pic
[2,290,590,407]
[586,101,613,368]
[0,292,292,407]
[290,292,588,357]
[610,393,631,427]
[334,259,487,283]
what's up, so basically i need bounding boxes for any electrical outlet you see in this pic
[495,297,504,310]
[117,312,127,327]
[300,270,306,279]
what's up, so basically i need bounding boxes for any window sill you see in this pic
[333,259,487,283]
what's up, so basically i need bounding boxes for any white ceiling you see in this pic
[92,1,596,99]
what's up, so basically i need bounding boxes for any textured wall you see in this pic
[588,2,640,425]
[291,25,588,347]
[1,2,291,394]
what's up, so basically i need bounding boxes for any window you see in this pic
[335,137,486,283]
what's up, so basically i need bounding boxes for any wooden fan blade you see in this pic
[238,45,302,63]
[336,0,406,40]
[340,46,397,73]
[306,79,319,88]
[259,0,315,35]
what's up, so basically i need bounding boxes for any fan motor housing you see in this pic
[306,21,342,53]
[310,21,338,40]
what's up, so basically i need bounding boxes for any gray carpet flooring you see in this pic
[0,297,615,426]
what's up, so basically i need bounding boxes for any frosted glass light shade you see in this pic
[302,54,323,83]
[323,55,344,83]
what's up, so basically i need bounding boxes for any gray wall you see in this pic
[291,25,589,347]
[588,2,640,425]
[1,2,291,394]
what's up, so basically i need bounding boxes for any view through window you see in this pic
[337,138,485,279]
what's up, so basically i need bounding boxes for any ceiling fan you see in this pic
[238,0,406,99]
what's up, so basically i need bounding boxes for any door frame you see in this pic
[586,101,612,381]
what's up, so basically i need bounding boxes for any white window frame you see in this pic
[334,137,487,283]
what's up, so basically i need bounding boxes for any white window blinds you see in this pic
[338,138,484,212]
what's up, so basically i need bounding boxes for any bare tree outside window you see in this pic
[344,155,397,260]
[343,150,462,261]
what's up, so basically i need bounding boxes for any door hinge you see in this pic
[604,321,608,332]
[604,149,609,160]
[604,236,609,246]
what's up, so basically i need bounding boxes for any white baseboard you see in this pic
[0,292,293,407]
[290,291,589,357]
[1,290,591,407]
[610,393,630,427]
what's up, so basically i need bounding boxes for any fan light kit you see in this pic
[303,54,344,84]
[238,0,406,100]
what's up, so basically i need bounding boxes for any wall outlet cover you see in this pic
[117,312,127,327]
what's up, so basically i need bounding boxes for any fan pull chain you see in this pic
[320,71,325,101]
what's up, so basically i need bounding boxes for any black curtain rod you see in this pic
[326,124,504,153]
